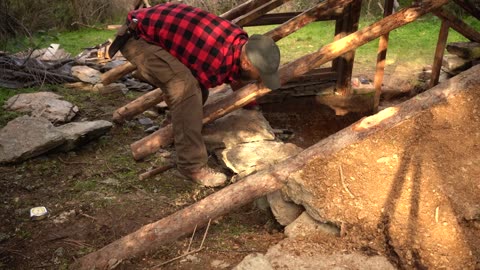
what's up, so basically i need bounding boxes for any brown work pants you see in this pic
[121,37,208,172]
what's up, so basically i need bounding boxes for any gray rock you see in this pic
[233,253,273,270]
[203,109,275,150]
[137,117,154,127]
[55,120,113,152]
[267,191,304,226]
[71,65,102,84]
[211,259,230,269]
[284,212,340,238]
[0,116,65,163]
[215,141,302,178]
[264,239,396,270]
[4,92,79,123]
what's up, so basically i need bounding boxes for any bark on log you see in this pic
[220,0,272,21]
[232,0,293,27]
[130,0,449,160]
[265,0,352,42]
[71,61,480,270]
[453,0,480,21]
[100,62,136,86]
[112,88,164,123]
[433,8,480,42]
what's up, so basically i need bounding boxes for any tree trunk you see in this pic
[71,62,480,270]
[130,0,449,161]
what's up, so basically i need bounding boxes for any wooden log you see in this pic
[112,88,164,123]
[265,0,352,42]
[373,0,396,111]
[232,0,293,27]
[453,0,480,21]
[100,61,136,85]
[130,0,449,160]
[432,8,480,42]
[335,0,362,96]
[220,0,272,21]
[430,20,450,88]
[72,62,480,270]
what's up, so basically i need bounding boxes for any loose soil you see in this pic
[1,63,478,269]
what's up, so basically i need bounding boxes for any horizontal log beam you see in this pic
[232,0,293,27]
[243,11,340,27]
[130,0,449,160]
[220,0,272,21]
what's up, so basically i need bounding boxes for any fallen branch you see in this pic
[138,163,175,180]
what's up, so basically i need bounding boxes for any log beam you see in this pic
[72,61,480,270]
[433,7,480,42]
[430,20,450,88]
[265,0,352,42]
[130,0,450,160]
[220,0,272,21]
[373,0,396,111]
[112,88,164,123]
[453,0,480,21]
[101,62,136,86]
[231,0,293,27]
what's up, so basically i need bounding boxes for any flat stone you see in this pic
[55,120,113,152]
[264,239,396,270]
[203,109,275,150]
[284,212,340,238]
[4,92,78,123]
[267,191,304,226]
[233,253,273,270]
[93,83,128,95]
[71,65,102,84]
[0,116,65,163]
[442,54,472,73]
[215,141,302,177]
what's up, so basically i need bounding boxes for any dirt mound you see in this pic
[297,76,480,269]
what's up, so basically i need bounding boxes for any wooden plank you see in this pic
[430,20,450,88]
[264,0,352,42]
[373,0,396,111]
[220,0,272,21]
[433,8,480,42]
[453,0,480,21]
[232,0,292,27]
[130,0,450,161]
[335,0,362,96]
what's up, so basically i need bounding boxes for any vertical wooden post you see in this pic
[373,0,395,112]
[335,0,362,96]
[332,6,348,83]
[430,20,450,88]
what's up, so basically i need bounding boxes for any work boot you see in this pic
[177,166,227,187]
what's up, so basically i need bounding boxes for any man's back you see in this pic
[129,3,248,89]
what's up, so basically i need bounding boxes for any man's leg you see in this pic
[121,38,226,186]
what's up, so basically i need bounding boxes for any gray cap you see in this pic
[245,34,281,90]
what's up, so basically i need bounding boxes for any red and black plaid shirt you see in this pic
[128,3,248,90]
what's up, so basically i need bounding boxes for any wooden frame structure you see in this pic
[72,1,480,269]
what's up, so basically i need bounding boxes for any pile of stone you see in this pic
[0,92,112,163]
[442,42,480,76]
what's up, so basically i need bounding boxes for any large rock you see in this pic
[4,92,79,123]
[203,109,275,150]
[284,211,340,238]
[56,120,113,152]
[235,238,395,270]
[266,191,304,226]
[215,141,302,177]
[0,116,65,163]
[264,238,396,270]
[0,116,113,163]
[71,65,102,84]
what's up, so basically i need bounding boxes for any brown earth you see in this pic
[1,63,478,269]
